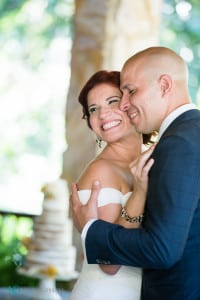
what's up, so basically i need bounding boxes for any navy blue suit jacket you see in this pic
[86,109,200,300]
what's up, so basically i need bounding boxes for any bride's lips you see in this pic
[101,120,121,130]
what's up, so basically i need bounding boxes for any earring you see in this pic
[96,137,102,148]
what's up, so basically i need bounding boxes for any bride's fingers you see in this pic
[129,143,156,170]
[88,180,101,205]
[141,158,154,176]
[129,159,138,170]
[70,183,78,204]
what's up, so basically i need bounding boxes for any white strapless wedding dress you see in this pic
[69,188,142,300]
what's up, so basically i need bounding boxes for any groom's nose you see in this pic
[119,94,130,112]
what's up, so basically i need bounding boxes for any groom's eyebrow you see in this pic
[120,84,134,92]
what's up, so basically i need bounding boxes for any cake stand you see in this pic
[18,268,78,300]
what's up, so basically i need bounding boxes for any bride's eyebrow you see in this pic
[88,103,96,109]
[105,95,121,101]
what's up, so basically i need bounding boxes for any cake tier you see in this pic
[24,246,76,276]
[22,179,77,278]
[28,220,72,250]
[34,210,70,225]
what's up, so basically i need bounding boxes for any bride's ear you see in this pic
[159,74,172,97]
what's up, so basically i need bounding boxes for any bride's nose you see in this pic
[98,106,112,119]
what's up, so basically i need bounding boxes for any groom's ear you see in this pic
[159,74,172,97]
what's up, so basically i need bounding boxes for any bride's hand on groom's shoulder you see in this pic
[70,180,101,233]
[129,143,156,195]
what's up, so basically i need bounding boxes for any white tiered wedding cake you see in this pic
[21,179,77,278]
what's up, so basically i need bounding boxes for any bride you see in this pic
[69,70,153,300]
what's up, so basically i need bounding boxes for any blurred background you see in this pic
[0,0,200,292]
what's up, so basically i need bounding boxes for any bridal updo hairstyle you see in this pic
[78,70,152,144]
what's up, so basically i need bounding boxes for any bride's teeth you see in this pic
[103,121,120,130]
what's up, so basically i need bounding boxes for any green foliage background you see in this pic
[160,0,200,104]
[0,0,74,184]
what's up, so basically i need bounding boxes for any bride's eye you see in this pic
[108,97,121,105]
[88,106,97,114]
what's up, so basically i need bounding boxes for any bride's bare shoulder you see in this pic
[77,158,120,190]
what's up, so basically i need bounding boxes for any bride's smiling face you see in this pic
[87,83,139,143]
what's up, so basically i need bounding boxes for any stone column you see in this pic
[62,0,111,272]
[103,0,163,69]
[62,0,109,185]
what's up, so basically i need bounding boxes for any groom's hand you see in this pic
[70,180,101,233]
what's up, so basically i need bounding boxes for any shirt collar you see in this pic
[158,103,196,140]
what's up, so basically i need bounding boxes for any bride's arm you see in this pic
[76,160,122,275]
[117,144,155,228]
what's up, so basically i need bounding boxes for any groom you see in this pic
[70,46,200,299]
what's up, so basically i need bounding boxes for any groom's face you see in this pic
[120,60,164,134]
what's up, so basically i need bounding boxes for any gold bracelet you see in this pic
[121,207,145,223]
